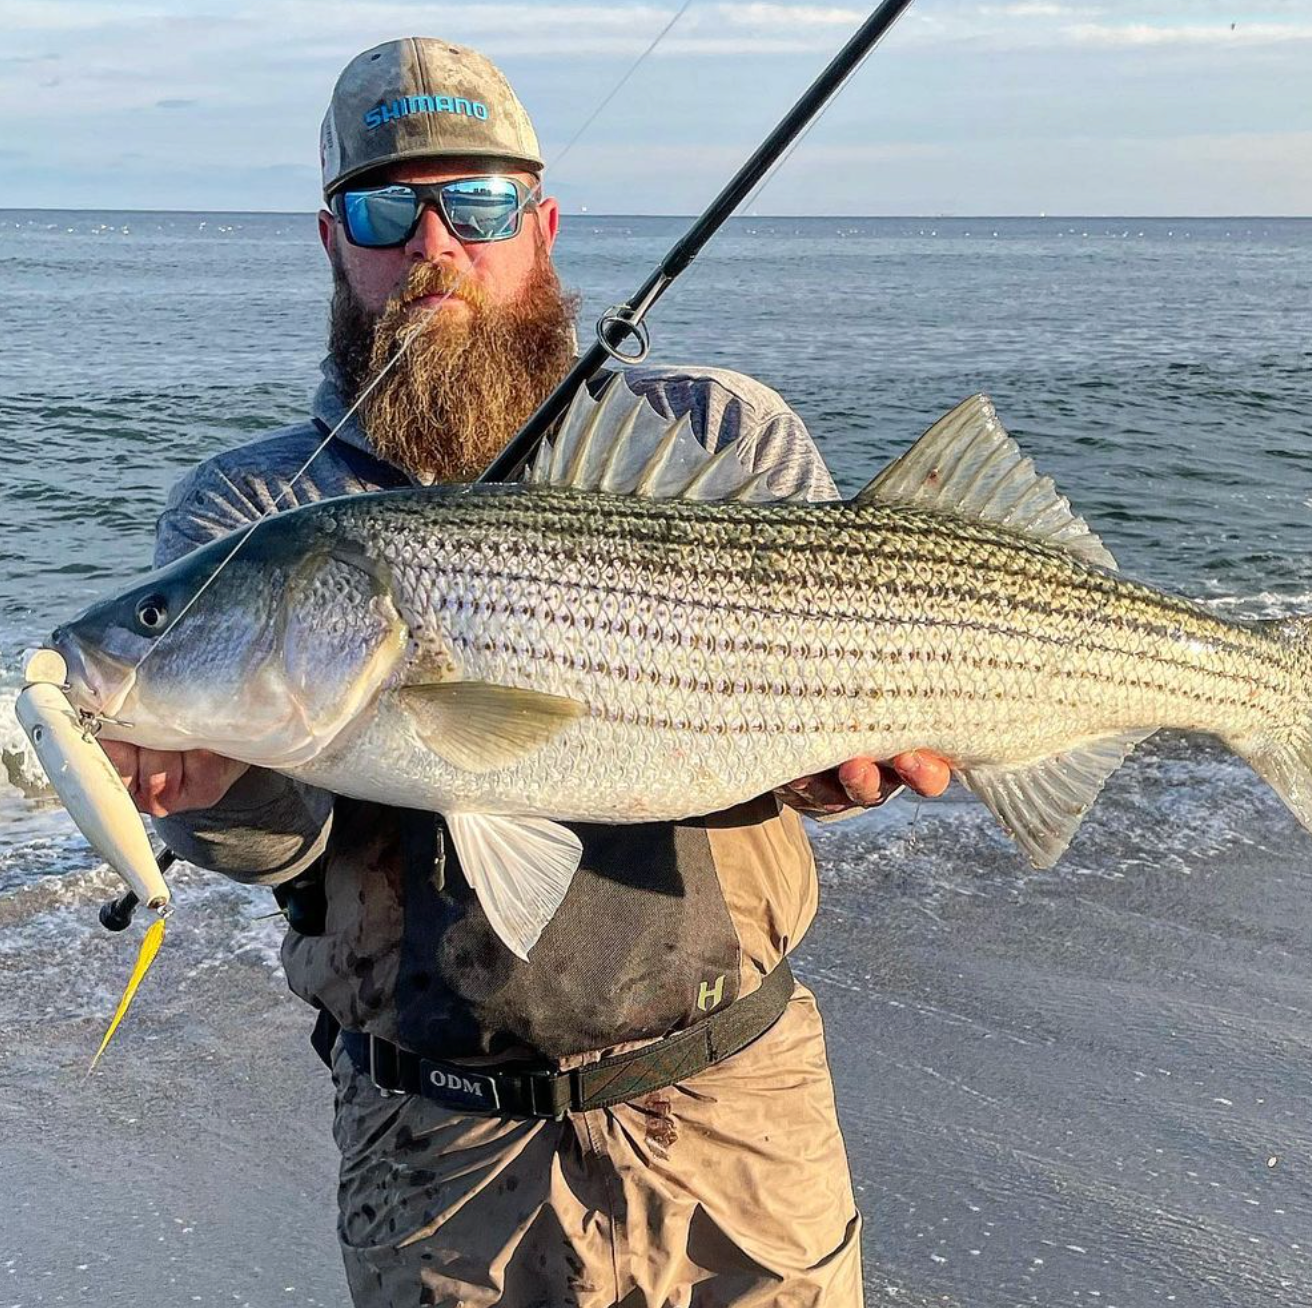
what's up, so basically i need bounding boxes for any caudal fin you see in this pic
[1229,615,1312,832]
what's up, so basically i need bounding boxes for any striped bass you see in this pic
[46,387,1312,958]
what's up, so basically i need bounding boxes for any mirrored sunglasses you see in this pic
[334,176,535,248]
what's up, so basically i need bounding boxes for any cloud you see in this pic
[0,0,1305,214]
[1,1,1307,69]
[979,2,1089,15]
[1066,22,1312,49]
[1,1,163,31]
[714,4,865,26]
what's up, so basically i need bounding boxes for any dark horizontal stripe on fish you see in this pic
[430,495,1172,600]
[418,522,1262,664]
[448,624,1268,721]
[424,566,1288,692]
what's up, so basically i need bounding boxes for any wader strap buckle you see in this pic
[366,1035,407,1098]
[524,1068,575,1121]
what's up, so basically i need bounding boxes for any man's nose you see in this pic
[404,204,464,263]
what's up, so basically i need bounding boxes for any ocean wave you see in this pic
[812,740,1289,911]
[0,681,54,799]
[1198,588,1312,620]
[0,853,286,981]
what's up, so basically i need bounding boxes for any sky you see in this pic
[1,1,1309,215]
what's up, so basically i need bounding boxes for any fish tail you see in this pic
[1229,615,1312,832]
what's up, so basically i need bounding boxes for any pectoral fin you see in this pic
[958,731,1154,868]
[397,682,586,773]
[445,813,584,960]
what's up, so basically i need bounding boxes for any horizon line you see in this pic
[2,207,1310,222]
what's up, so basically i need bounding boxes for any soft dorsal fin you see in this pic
[524,375,782,503]
[856,395,1118,570]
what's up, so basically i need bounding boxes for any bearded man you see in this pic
[101,37,949,1308]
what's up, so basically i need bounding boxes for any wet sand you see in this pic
[809,794,1312,1307]
[4,782,1311,1307]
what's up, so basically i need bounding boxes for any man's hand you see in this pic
[99,741,249,818]
[779,751,951,819]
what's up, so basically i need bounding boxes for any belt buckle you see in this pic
[367,1035,407,1098]
[525,1067,574,1121]
[417,1058,502,1113]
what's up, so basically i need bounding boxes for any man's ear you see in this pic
[535,195,561,253]
[317,208,336,260]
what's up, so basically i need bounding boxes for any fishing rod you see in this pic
[482,0,917,484]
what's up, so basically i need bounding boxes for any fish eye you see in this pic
[134,594,169,633]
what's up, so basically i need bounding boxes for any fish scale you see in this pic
[267,488,1295,825]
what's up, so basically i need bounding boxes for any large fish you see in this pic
[46,388,1312,958]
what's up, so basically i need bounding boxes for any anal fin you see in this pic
[959,731,1154,868]
[445,813,583,960]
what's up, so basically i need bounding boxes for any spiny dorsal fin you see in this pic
[958,730,1154,868]
[523,376,782,503]
[857,395,1118,570]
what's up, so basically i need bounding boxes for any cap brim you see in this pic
[326,145,544,197]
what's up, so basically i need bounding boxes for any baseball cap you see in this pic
[320,37,543,198]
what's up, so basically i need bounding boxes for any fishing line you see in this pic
[483,0,919,482]
[72,2,703,1055]
[102,2,699,707]
[114,322,425,691]
[548,0,694,169]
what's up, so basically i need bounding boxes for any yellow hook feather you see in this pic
[88,916,166,1074]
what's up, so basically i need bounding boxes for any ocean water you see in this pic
[2,212,1312,1304]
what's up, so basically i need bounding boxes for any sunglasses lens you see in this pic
[440,177,523,242]
[342,187,420,247]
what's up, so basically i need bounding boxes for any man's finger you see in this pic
[98,739,139,792]
[835,757,898,807]
[182,752,249,812]
[135,748,181,817]
[890,750,952,797]
[781,772,851,812]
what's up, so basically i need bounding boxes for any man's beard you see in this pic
[329,249,579,482]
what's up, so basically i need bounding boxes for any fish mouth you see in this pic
[47,629,136,723]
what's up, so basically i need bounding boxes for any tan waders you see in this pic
[332,985,862,1307]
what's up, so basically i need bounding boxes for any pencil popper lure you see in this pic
[15,648,173,1069]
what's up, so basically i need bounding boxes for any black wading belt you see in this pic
[339,958,795,1120]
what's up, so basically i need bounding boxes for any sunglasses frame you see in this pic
[332,176,538,249]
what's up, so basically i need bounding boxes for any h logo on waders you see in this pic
[697,974,726,1012]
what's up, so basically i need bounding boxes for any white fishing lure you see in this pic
[15,648,172,913]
